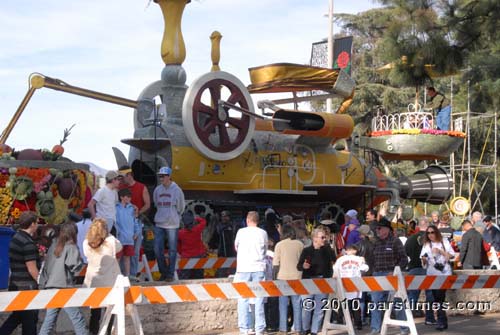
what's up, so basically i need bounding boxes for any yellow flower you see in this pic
[51,196,70,224]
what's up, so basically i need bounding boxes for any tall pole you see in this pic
[467,79,472,203]
[327,0,334,113]
[494,110,498,224]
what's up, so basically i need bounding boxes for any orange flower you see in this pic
[11,208,21,219]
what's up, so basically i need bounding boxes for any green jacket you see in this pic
[429,92,450,111]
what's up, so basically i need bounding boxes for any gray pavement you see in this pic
[169,312,500,335]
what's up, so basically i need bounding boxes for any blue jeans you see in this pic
[407,267,435,323]
[130,228,143,277]
[234,271,266,333]
[279,295,302,332]
[370,271,408,333]
[436,105,451,130]
[154,226,178,279]
[39,307,88,335]
[302,293,328,334]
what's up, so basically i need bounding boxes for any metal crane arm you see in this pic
[0,73,140,144]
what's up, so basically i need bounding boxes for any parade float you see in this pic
[0,0,462,224]
[0,127,97,225]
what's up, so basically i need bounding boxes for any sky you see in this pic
[0,0,378,171]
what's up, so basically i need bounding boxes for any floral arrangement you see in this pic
[370,129,466,138]
[0,166,96,225]
[0,125,99,225]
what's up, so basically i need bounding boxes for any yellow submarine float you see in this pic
[0,0,461,220]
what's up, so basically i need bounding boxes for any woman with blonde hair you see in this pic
[83,218,122,335]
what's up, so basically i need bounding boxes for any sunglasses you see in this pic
[316,235,326,240]
[426,231,436,235]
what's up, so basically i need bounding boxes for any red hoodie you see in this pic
[178,217,207,257]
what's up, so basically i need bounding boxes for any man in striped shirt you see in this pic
[0,211,40,334]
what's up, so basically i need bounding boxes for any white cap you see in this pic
[345,209,358,218]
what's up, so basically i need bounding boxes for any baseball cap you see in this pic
[158,166,172,175]
[358,225,372,237]
[106,170,120,180]
[345,209,358,218]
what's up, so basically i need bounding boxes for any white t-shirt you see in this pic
[333,254,369,299]
[420,239,455,275]
[234,226,268,273]
[93,185,118,231]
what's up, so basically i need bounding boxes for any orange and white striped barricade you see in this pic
[140,277,338,304]
[138,256,237,282]
[380,266,417,335]
[322,270,356,335]
[404,273,500,291]
[98,275,143,335]
[0,286,141,313]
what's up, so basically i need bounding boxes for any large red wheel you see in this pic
[182,71,255,161]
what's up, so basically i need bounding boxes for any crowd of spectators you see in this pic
[2,162,499,335]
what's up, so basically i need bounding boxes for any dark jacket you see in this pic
[372,235,408,273]
[297,245,334,279]
[405,232,425,270]
[208,220,239,257]
[355,238,374,275]
[483,225,500,251]
[460,228,483,268]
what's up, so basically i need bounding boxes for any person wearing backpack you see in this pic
[39,224,87,335]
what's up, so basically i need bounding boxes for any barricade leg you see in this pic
[488,246,500,269]
[97,275,144,335]
[141,254,154,282]
[380,267,418,335]
[321,273,355,335]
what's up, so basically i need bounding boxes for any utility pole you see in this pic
[327,0,334,113]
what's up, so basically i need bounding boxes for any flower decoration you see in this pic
[9,176,34,201]
[36,191,55,218]
[52,195,70,225]
[37,244,47,259]
[0,188,13,223]
[10,207,21,220]
[370,129,467,138]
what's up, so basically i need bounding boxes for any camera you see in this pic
[433,263,445,272]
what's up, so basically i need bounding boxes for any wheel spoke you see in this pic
[218,124,231,146]
[227,91,243,105]
[202,119,218,133]
[227,117,247,130]
[198,103,216,116]
[209,86,221,108]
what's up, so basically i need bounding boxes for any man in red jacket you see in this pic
[178,211,207,279]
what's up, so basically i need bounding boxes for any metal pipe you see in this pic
[326,0,334,113]
[0,86,36,144]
